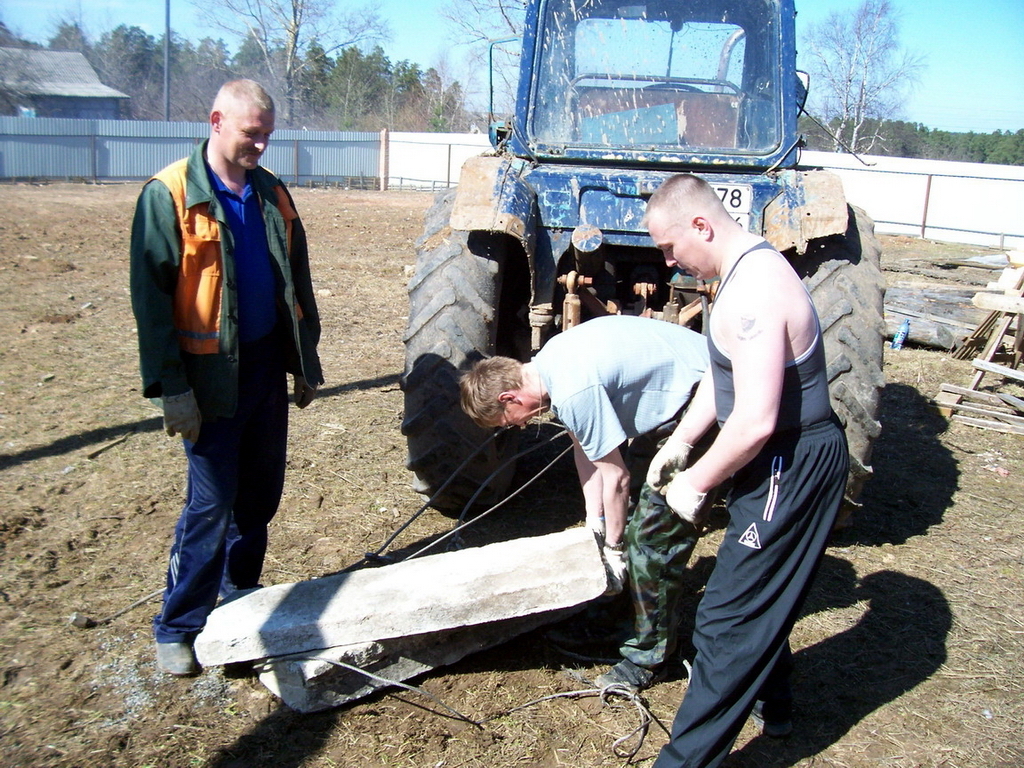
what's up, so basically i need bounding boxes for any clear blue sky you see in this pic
[1,0,1021,133]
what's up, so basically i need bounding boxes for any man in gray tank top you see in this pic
[644,174,849,767]
[460,314,709,691]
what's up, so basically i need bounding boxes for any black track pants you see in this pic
[654,416,848,768]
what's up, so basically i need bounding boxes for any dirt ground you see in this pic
[1,182,1022,768]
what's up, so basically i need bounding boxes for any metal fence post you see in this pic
[920,174,933,239]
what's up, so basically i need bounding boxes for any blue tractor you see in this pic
[402,0,885,517]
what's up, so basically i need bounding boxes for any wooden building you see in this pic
[0,47,129,119]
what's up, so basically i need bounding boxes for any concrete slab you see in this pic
[194,527,606,666]
[257,607,577,712]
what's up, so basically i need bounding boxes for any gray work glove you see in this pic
[665,473,709,527]
[162,389,201,443]
[601,542,627,596]
[586,515,606,544]
[646,433,694,492]
[293,375,317,409]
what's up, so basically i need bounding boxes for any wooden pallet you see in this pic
[934,255,1024,431]
[938,381,1024,435]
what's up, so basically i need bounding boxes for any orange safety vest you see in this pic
[153,159,299,355]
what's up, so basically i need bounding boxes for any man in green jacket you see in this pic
[130,79,324,676]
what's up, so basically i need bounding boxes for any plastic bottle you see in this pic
[891,318,910,350]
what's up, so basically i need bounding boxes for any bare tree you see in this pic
[440,0,525,45]
[440,0,525,115]
[423,54,472,132]
[191,0,389,125]
[172,38,238,121]
[0,21,21,47]
[801,0,924,153]
[91,25,164,119]
[0,47,43,115]
[378,59,426,131]
[48,20,90,53]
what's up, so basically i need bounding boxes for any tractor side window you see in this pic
[529,0,781,155]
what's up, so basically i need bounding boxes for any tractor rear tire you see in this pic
[401,190,519,515]
[792,205,885,514]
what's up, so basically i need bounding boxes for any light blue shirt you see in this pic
[534,315,709,461]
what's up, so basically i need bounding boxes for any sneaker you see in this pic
[155,641,199,676]
[751,698,793,738]
[594,659,663,692]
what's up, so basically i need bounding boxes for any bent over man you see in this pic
[130,79,324,676]
[460,314,709,691]
[644,174,849,766]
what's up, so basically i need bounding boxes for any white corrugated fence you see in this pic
[1,118,1020,249]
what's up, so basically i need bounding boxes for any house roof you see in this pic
[0,47,129,99]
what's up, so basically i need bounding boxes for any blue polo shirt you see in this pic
[209,167,278,343]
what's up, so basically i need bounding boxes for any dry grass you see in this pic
[0,183,1021,767]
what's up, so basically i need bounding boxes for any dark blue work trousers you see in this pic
[153,332,289,644]
[654,416,848,768]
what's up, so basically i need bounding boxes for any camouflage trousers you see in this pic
[619,483,699,669]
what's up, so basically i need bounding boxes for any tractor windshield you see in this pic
[529,0,782,156]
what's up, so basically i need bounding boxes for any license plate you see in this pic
[713,184,752,231]
[713,184,752,212]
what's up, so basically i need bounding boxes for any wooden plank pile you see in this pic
[885,281,985,350]
[935,252,1024,434]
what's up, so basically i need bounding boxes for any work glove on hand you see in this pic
[162,389,201,443]
[665,472,709,527]
[646,433,694,492]
[586,515,606,545]
[600,542,627,596]
[293,376,317,409]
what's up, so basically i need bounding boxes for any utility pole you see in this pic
[163,0,171,121]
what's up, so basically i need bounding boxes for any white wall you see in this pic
[802,150,1024,249]
[386,134,1024,249]
[388,132,490,192]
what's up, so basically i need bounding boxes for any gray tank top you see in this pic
[707,242,833,430]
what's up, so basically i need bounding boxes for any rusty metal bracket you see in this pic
[557,271,592,331]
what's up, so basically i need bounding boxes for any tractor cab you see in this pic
[507,0,797,170]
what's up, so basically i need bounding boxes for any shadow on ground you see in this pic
[843,382,958,546]
[724,564,951,767]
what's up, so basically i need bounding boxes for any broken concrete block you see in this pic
[194,527,606,666]
[258,607,577,713]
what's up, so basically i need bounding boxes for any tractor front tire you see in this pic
[401,190,518,515]
[793,205,886,515]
